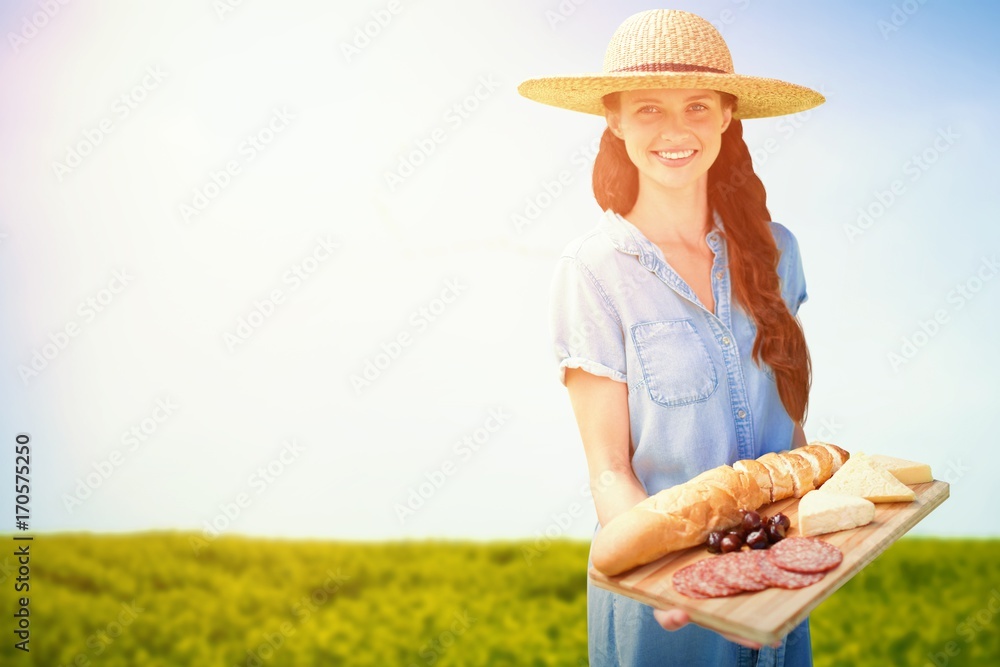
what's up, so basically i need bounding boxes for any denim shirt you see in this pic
[550,209,811,667]
[550,208,807,497]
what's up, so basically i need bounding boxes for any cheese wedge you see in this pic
[869,454,932,485]
[798,489,876,536]
[820,451,916,503]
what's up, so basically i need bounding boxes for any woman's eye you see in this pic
[689,103,708,112]
[638,105,658,114]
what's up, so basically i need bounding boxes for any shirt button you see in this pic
[722,336,731,346]
[737,409,747,419]
[715,271,723,280]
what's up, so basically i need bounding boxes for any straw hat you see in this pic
[518,9,824,119]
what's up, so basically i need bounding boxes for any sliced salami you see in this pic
[756,554,825,589]
[708,551,769,592]
[741,550,773,588]
[672,558,741,599]
[767,537,843,574]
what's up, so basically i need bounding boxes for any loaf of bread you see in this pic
[591,446,848,576]
[591,465,765,576]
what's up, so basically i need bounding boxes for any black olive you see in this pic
[720,533,743,554]
[741,510,762,532]
[706,530,723,553]
[747,529,769,549]
[769,512,790,531]
[766,522,787,543]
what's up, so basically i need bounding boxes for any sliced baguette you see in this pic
[785,445,834,488]
[591,465,762,576]
[733,459,773,503]
[778,450,816,497]
[812,441,850,473]
[757,452,795,501]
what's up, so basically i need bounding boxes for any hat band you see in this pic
[610,63,727,74]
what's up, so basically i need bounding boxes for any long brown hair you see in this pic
[593,92,810,424]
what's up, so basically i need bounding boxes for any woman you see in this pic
[518,9,824,667]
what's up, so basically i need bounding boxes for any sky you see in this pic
[1,0,998,542]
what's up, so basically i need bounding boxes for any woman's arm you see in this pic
[566,366,773,649]
[564,367,647,526]
[792,421,807,448]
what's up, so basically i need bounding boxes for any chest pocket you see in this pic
[631,319,718,407]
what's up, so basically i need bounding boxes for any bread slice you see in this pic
[591,465,759,576]
[777,450,816,497]
[787,444,834,487]
[798,489,875,536]
[812,441,850,473]
[757,452,794,501]
[692,464,767,513]
[821,452,916,503]
[733,459,773,503]
[869,454,932,485]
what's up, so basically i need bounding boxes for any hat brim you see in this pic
[517,72,824,120]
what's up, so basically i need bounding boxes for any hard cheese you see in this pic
[798,489,875,536]
[820,451,916,503]
[869,454,932,485]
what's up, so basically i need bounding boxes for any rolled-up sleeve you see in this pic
[549,256,627,386]
[771,222,808,317]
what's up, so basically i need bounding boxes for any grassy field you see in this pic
[0,534,997,666]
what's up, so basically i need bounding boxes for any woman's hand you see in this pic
[652,607,776,650]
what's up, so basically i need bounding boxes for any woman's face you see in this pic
[606,88,732,197]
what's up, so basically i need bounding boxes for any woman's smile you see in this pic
[651,148,698,167]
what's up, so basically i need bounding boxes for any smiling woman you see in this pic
[604,89,731,198]
[518,8,825,667]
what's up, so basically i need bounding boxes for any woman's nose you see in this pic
[658,113,690,142]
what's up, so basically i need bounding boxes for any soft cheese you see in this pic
[798,489,875,536]
[820,451,916,503]
[869,454,932,485]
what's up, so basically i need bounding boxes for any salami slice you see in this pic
[708,551,769,592]
[672,558,741,599]
[741,550,773,588]
[756,554,825,589]
[767,537,843,574]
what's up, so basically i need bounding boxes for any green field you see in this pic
[1,534,997,666]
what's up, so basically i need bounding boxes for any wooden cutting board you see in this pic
[588,480,949,645]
